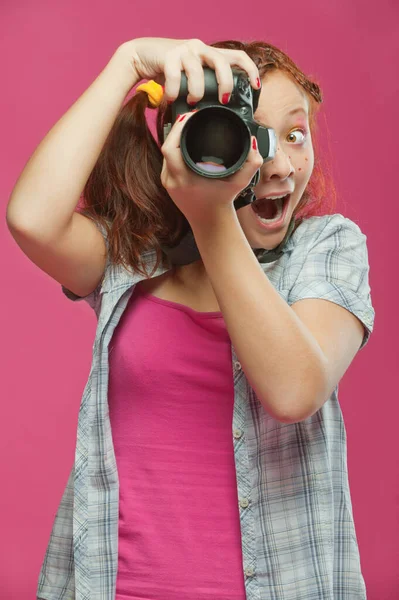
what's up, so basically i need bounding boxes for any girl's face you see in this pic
[236,70,314,250]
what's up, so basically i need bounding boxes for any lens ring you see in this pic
[180,106,251,179]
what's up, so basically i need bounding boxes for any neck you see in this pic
[170,260,207,286]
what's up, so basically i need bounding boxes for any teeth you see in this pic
[263,194,287,200]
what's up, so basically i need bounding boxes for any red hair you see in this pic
[78,39,336,278]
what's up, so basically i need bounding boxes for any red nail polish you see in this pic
[252,137,258,151]
[188,101,197,106]
[256,77,261,89]
[222,93,230,105]
[178,114,187,123]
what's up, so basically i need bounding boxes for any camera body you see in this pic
[163,67,277,210]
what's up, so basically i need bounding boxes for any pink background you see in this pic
[1,1,397,598]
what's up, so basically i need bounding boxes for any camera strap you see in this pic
[160,213,296,267]
[255,214,296,263]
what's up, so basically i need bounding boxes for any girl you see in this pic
[7,37,375,600]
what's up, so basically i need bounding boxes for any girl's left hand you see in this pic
[160,110,263,227]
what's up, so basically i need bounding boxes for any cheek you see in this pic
[290,148,314,185]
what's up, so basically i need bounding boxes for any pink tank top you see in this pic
[108,284,247,600]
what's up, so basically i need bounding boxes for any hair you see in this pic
[77,39,336,279]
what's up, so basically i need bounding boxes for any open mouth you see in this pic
[251,194,291,225]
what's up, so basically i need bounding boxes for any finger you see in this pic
[185,40,259,101]
[214,47,260,90]
[162,50,184,102]
[161,110,198,174]
[219,136,263,186]
[238,136,263,180]
[182,49,234,106]
[162,110,198,150]
[242,136,263,168]
[179,50,206,105]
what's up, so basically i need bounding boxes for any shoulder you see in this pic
[285,213,375,350]
[285,213,368,260]
[291,213,367,247]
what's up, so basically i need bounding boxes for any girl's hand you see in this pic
[120,37,260,105]
[160,110,263,227]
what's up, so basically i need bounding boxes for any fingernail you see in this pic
[252,137,258,151]
[188,101,197,106]
[222,93,231,105]
[256,77,261,89]
[178,114,188,123]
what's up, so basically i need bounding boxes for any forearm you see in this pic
[7,43,139,237]
[191,206,329,424]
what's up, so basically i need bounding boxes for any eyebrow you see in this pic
[287,107,308,117]
[256,106,308,128]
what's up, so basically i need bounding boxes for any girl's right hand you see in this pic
[119,37,261,106]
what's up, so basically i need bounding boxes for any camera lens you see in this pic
[180,106,251,179]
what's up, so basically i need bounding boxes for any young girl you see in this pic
[7,37,375,600]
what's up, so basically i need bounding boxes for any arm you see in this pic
[191,207,363,424]
[6,43,139,238]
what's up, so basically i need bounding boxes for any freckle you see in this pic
[305,157,308,161]
[298,168,302,171]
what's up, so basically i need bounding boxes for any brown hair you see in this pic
[78,39,336,279]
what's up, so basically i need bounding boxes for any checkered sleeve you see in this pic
[287,214,375,350]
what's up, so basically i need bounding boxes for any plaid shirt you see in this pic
[37,213,375,600]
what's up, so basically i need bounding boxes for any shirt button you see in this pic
[233,429,242,439]
[240,498,249,508]
[234,361,242,371]
[245,566,254,577]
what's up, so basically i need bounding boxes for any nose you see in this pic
[262,146,294,181]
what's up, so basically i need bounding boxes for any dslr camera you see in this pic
[163,67,277,210]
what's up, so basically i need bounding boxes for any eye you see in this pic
[286,129,306,144]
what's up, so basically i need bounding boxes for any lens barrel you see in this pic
[180,106,252,179]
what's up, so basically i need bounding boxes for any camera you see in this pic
[163,67,277,210]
